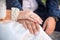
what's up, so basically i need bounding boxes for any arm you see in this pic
[46,0,60,18]
[6,0,22,20]
[6,0,22,10]
[43,0,59,35]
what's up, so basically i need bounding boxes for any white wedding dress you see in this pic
[0,21,52,40]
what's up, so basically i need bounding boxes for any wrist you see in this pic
[48,16,58,22]
[47,17,56,22]
[0,7,20,21]
[4,10,11,20]
[0,10,11,22]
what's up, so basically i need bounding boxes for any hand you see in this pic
[18,10,43,24]
[17,19,40,35]
[43,17,56,35]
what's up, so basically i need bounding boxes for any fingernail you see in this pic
[40,22,42,24]
[41,20,43,22]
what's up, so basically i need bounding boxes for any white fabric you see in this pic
[0,21,52,40]
[23,0,38,11]
[0,0,6,19]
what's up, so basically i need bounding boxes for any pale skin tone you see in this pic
[5,10,42,35]
[17,10,43,34]
[17,10,56,35]
[3,10,56,35]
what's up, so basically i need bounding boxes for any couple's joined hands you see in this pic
[17,10,56,35]
[5,10,42,35]
[17,19,40,35]
[18,10,43,24]
[5,10,56,35]
[17,10,42,35]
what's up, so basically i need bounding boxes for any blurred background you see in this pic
[59,0,60,5]
[59,0,60,9]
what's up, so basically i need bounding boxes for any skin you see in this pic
[3,10,56,35]
[4,10,42,35]
[43,17,56,35]
[17,10,43,35]
[17,10,56,35]
[17,19,40,35]
[0,10,11,22]
[18,10,43,24]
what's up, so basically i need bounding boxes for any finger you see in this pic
[43,21,47,30]
[28,17,37,22]
[45,23,55,35]
[17,19,23,23]
[31,22,37,35]
[34,13,43,22]
[17,20,28,29]
[30,14,43,24]
[22,21,28,29]
[45,25,51,35]
[25,20,33,34]
[35,23,40,32]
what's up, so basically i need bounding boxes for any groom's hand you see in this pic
[17,19,40,35]
[43,17,56,35]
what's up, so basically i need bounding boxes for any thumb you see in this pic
[43,21,47,30]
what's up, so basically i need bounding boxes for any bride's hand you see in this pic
[18,10,43,24]
[17,19,40,35]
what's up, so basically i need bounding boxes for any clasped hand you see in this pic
[17,10,43,35]
[17,10,56,35]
